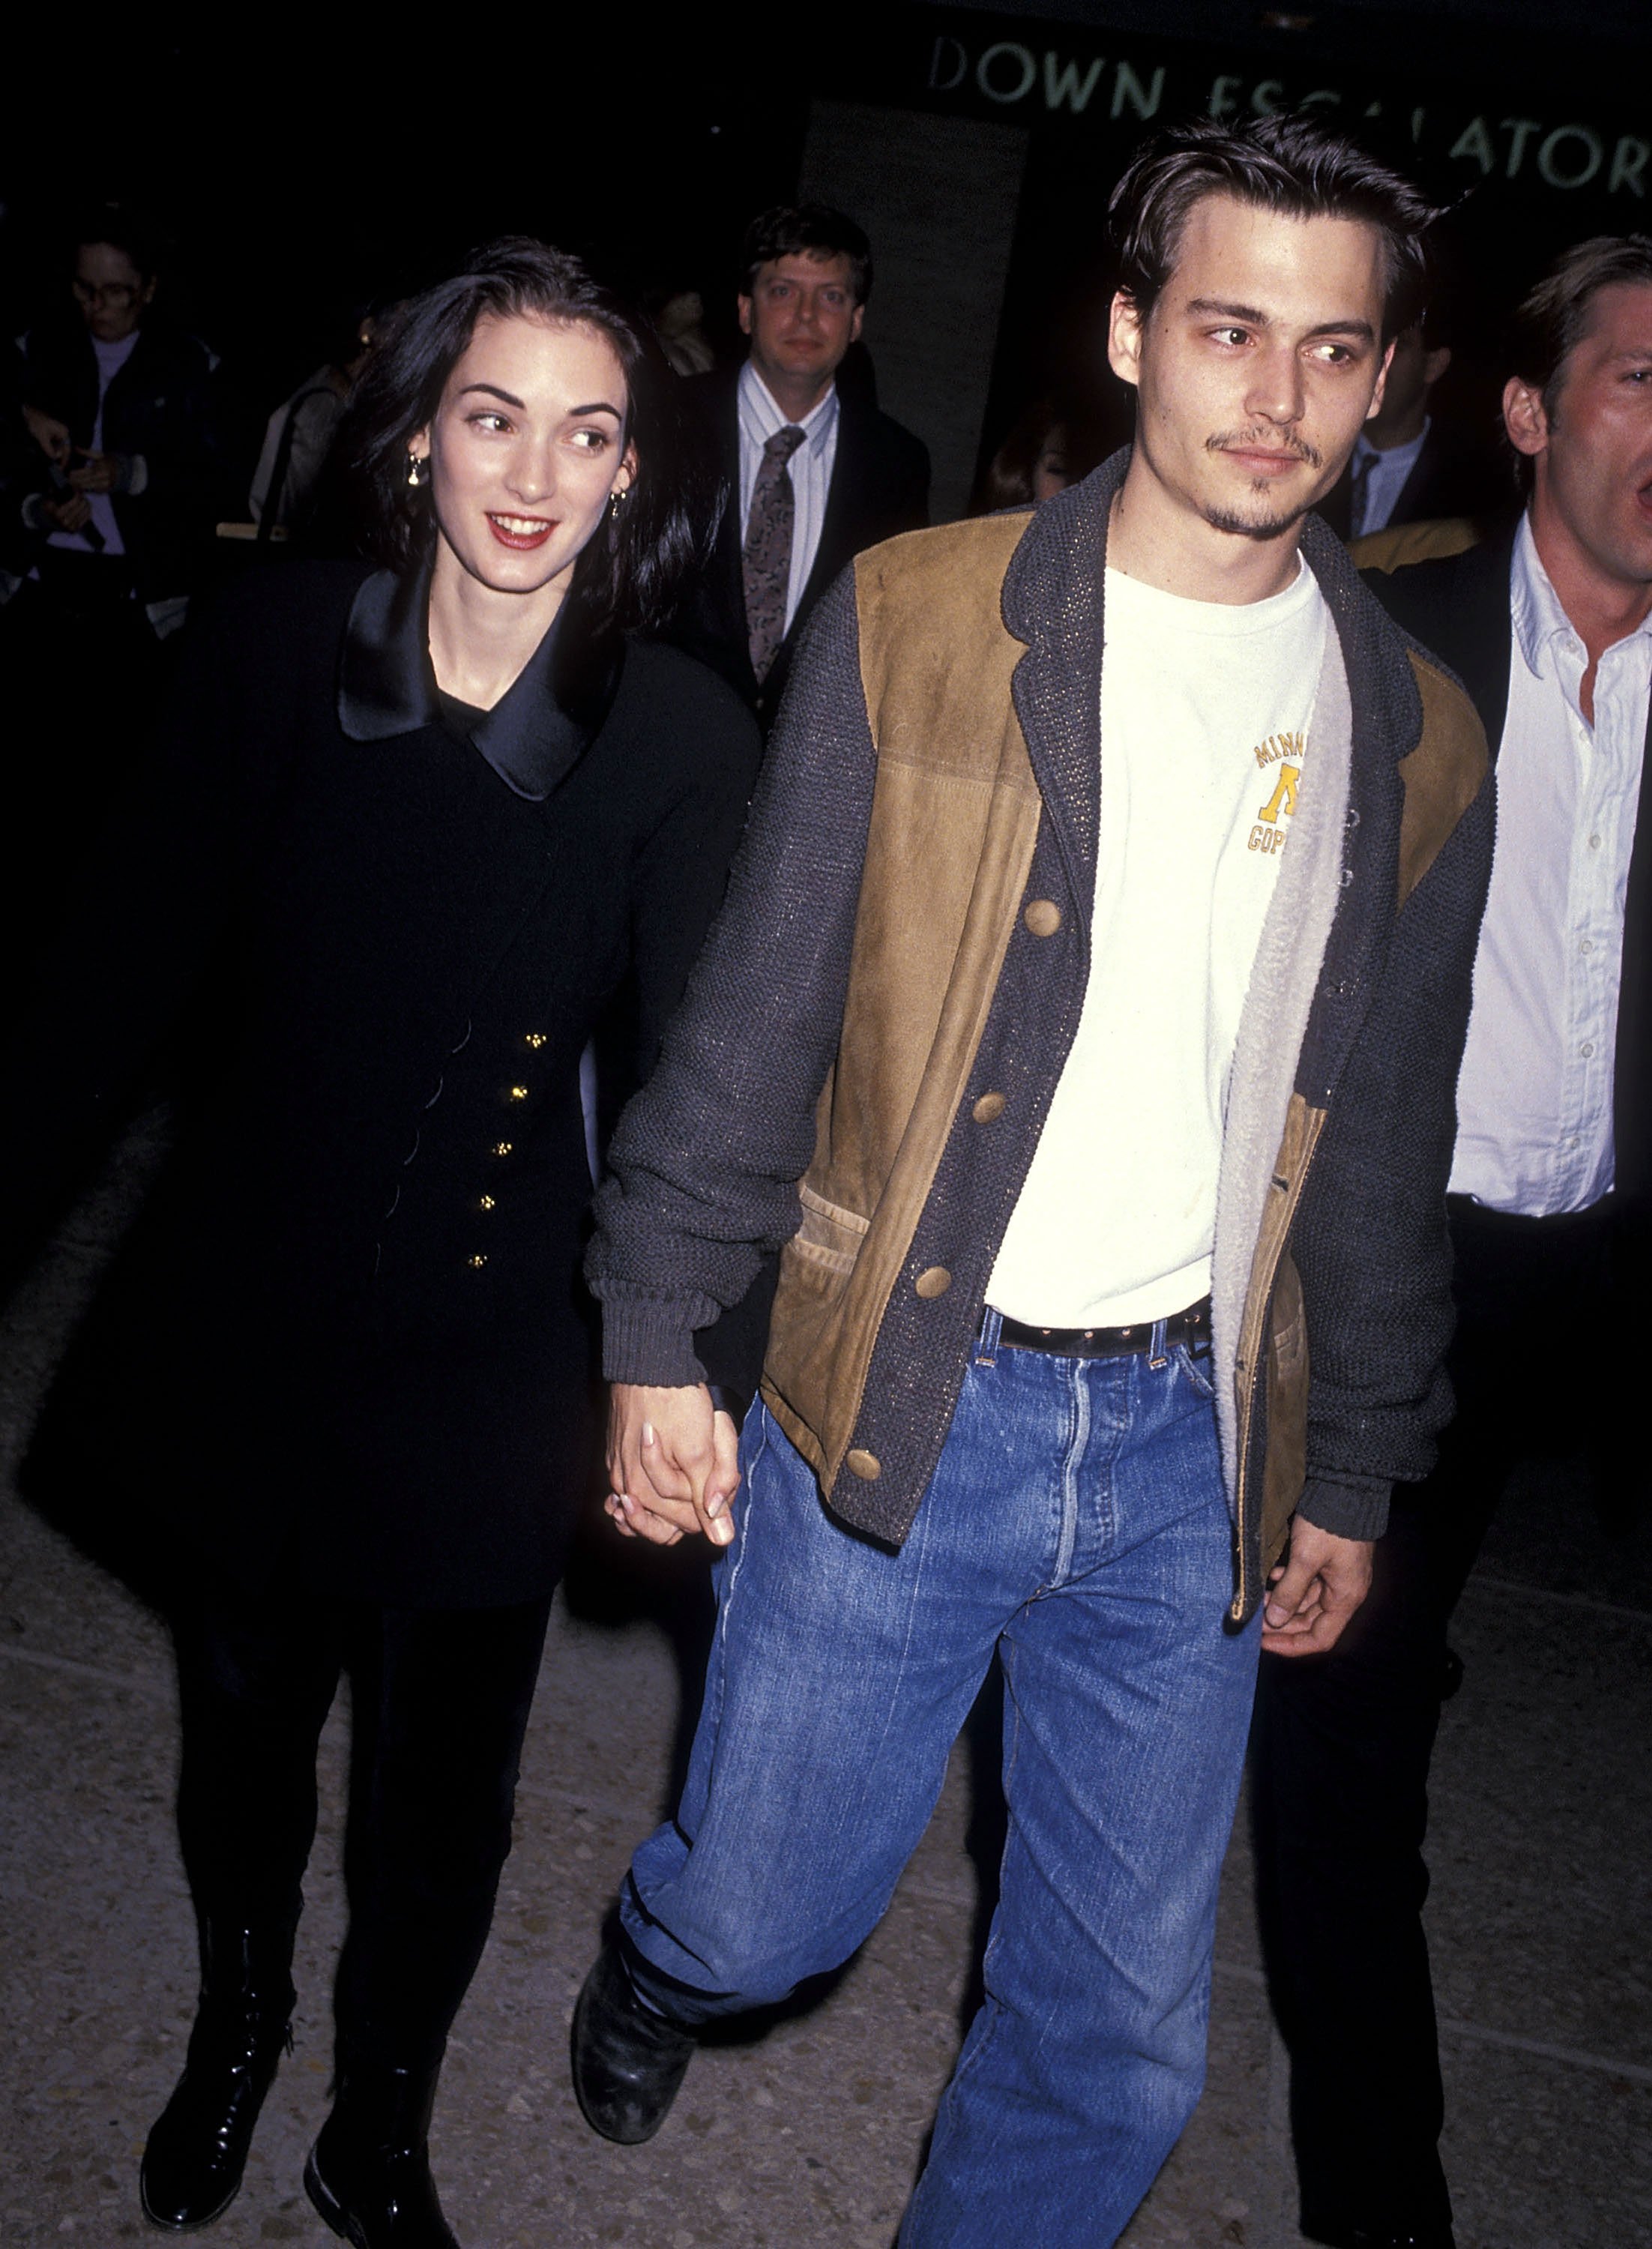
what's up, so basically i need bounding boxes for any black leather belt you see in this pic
[996,1296,1212,1359]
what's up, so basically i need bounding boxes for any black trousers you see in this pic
[1249,1196,1621,2239]
[171,1580,552,2072]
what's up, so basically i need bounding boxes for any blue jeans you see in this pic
[621,1326,1260,2249]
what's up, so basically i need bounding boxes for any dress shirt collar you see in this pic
[1511,508,1589,688]
[337,559,618,799]
[737,358,839,462]
[1510,507,1652,684]
[1351,415,1429,478]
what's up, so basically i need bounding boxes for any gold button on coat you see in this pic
[522,1032,547,1050]
[477,1195,496,1212]
[466,1253,488,1270]
[971,1092,1005,1124]
[914,1265,952,1298]
[1024,899,1062,937]
[507,1084,529,1102]
[846,1448,881,1481]
[492,1142,513,1158]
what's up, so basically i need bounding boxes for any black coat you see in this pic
[1317,421,1507,544]
[670,363,930,727]
[0,562,762,1605]
[1363,523,1652,1205]
[13,316,223,600]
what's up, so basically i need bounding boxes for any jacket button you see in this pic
[466,1253,488,1271]
[477,1194,496,1212]
[846,1448,881,1481]
[914,1265,952,1298]
[507,1084,529,1102]
[971,1092,1005,1124]
[492,1141,513,1158]
[1024,899,1062,937]
[522,1032,547,1050]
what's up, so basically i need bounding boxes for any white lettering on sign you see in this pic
[978,41,1037,103]
[1044,52,1106,112]
[922,38,1646,198]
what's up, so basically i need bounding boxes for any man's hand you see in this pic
[43,491,92,534]
[68,448,120,496]
[605,1382,741,1547]
[22,407,70,466]
[1261,1518,1374,1656]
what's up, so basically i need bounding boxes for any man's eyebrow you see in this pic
[1182,298,1377,344]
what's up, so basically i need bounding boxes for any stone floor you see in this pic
[1,1114,1648,2248]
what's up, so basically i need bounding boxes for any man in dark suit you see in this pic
[673,203,929,729]
[1316,306,1502,543]
[1252,234,1652,2249]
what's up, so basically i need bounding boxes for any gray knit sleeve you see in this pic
[586,569,878,1386]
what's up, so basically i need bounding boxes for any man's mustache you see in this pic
[1206,430,1326,472]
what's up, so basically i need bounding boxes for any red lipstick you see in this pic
[486,513,557,551]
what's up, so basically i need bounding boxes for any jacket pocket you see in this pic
[783,1182,871,1281]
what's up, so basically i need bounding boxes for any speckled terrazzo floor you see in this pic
[1,1113,1648,2248]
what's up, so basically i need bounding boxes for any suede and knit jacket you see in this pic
[588,455,1494,1623]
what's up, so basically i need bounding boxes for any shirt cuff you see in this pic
[1294,1474,1391,1542]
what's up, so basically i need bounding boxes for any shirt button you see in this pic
[1581,1042,1595,1057]
[1581,939,1594,954]
[1590,834,1603,849]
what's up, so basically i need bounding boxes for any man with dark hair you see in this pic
[1316,302,1504,544]
[571,115,1492,2248]
[1252,232,1652,2249]
[672,201,929,727]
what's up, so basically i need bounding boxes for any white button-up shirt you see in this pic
[736,361,839,636]
[1450,514,1652,1214]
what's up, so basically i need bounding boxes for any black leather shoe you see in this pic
[304,2063,459,2248]
[139,1931,294,2230]
[570,1941,697,2144]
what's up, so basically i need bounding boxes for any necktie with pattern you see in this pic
[1347,448,1377,540]
[743,423,807,685]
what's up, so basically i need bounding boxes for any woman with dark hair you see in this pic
[0,239,761,2249]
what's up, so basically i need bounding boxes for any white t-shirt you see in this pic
[987,559,1328,1328]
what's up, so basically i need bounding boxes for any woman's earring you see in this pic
[406,453,429,490]
[609,485,627,521]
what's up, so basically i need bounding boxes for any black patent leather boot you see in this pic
[304,2057,459,2248]
[139,1926,295,2229]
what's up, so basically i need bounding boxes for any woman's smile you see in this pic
[486,511,558,550]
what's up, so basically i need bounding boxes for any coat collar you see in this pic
[337,561,614,801]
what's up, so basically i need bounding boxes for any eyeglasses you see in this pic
[73,280,142,308]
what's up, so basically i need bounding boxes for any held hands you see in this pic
[1261,1518,1373,1655]
[67,448,121,496]
[604,1382,741,1548]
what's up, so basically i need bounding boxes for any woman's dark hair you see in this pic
[1108,114,1441,340]
[974,399,1070,514]
[336,237,714,634]
[739,204,872,306]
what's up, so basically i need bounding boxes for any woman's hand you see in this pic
[605,1383,741,1547]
